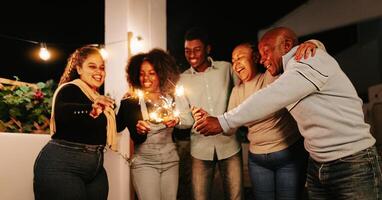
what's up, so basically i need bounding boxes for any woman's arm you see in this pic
[116,98,147,144]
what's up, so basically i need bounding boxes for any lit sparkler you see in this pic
[175,85,191,109]
[136,88,178,123]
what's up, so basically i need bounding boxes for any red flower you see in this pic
[34,90,44,100]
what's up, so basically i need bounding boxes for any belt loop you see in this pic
[99,145,106,153]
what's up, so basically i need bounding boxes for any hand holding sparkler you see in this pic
[192,106,208,121]
[163,117,180,128]
[90,95,115,118]
[136,120,151,135]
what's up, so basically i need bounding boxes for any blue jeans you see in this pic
[33,139,108,200]
[176,140,192,200]
[248,139,308,200]
[307,145,382,200]
[192,151,243,200]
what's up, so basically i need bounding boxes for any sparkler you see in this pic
[136,89,149,120]
[136,88,178,124]
[135,79,190,124]
[175,85,192,109]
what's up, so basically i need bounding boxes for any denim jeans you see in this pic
[131,142,179,200]
[191,151,243,200]
[307,145,382,200]
[33,139,108,200]
[248,139,308,200]
[132,163,179,200]
[176,140,192,200]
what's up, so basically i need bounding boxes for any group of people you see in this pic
[32,26,381,200]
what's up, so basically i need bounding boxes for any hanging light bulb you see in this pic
[99,45,108,59]
[39,43,50,61]
[131,35,144,55]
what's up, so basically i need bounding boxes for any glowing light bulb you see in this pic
[99,47,108,59]
[137,90,144,98]
[173,110,180,117]
[39,43,50,61]
[149,112,162,123]
[175,85,185,96]
[131,36,143,54]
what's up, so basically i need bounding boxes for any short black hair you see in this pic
[184,26,209,46]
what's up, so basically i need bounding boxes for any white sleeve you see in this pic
[306,39,326,52]
[175,94,194,129]
[222,86,239,136]
[218,67,319,133]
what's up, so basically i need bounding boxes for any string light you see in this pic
[89,44,109,60]
[0,33,109,62]
[39,43,51,61]
[99,45,108,59]
[127,31,144,58]
[131,35,143,54]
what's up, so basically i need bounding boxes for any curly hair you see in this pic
[126,52,147,90]
[59,45,102,85]
[126,48,180,95]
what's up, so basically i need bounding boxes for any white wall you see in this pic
[0,132,131,200]
[258,0,382,38]
[104,0,166,199]
[104,0,167,101]
[0,133,49,200]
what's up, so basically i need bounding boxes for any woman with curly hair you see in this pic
[33,45,116,200]
[117,48,182,200]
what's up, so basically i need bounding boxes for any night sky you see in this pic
[167,0,308,71]
[0,0,104,83]
[0,0,309,83]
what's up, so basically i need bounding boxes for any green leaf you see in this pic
[9,107,23,118]
[15,90,23,96]
[37,82,46,89]
[19,86,30,93]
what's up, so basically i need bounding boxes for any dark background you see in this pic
[0,0,312,83]
[0,0,363,90]
[167,0,310,71]
[0,0,105,83]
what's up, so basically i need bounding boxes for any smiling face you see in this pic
[184,39,210,72]
[258,38,284,76]
[139,61,160,93]
[258,27,298,76]
[76,53,105,90]
[231,44,257,82]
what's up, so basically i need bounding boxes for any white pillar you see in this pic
[104,0,166,200]
[105,0,166,101]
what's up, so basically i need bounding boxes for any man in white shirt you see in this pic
[194,27,381,199]
[177,27,243,200]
